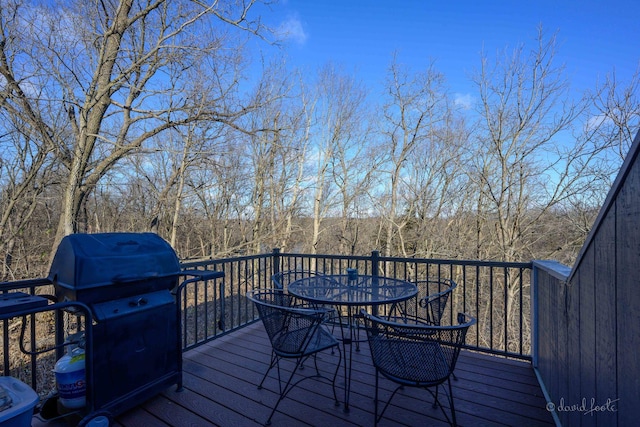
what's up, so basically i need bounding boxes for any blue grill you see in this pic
[49,232,182,416]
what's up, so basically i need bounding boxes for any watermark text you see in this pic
[546,397,619,416]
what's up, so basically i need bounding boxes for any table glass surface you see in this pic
[288,274,417,306]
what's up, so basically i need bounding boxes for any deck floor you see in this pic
[102,321,554,427]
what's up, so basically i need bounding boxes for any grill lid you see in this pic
[49,232,180,292]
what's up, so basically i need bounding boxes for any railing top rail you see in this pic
[180,252,273,268]
[377,256,532,269]
[276,251,533,269]
[180,249,533,269]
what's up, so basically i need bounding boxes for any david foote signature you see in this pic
[546,397,619,415]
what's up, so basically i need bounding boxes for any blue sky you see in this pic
[257,0,640,103]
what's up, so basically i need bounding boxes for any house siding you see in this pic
[533,129,640,427]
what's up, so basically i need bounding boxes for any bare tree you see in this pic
[376,55,449,257]
[307,64,371,255]
[0,113,55,279]
[583,66,640,169]
[402,111,470,259]
[469,27,584,262]
[0,0,272,259]
[191,132,249,258]
[329,100,377,255]
[240,61,300,253]
[467,27,607,350]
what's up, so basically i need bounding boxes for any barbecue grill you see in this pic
[46,232,223,424]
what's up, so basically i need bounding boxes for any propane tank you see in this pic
[54,334,86,409]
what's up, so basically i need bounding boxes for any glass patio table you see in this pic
[288,272,417,412]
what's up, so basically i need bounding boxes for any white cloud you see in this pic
[454,93,474,110]
[277,16,308,46]
[585,113,613,131]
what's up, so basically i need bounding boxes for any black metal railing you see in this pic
[1,250,533,404]
[178,253,274,349]
[178,249,533,360]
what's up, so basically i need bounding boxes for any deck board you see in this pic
[108,322,554,426]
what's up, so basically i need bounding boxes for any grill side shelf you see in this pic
[0,292,49,315]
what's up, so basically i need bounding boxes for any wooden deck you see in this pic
[95,322,552,427]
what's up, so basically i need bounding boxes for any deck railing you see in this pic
[1,249,533,403]
[179,250,533,360]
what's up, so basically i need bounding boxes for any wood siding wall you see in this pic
[533,130,640,427]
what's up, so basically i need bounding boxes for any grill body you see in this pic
[49,232,182,416]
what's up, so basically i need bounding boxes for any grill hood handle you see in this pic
[111,273,161,283]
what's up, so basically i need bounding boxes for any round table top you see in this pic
[288,274,417,306]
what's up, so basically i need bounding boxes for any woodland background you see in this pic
[1,0,639,281]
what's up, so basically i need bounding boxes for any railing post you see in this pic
[371,251,380,317]
[218,279,226,332]
[272,248,281,277]
[371,250,380,278]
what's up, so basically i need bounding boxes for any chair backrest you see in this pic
[420,278,457,325]
[271,270,325,291]
[361,310,475,384]
[402,278,457,325]
[246,289,330,356]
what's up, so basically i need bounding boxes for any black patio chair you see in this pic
[394,278,458,325]
[246,289,341,426]
[361,310,476,426]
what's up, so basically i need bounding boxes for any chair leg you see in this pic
[447,378,458,427]
[375,381,405,425]
[331,345,342,406]
[264,358,305,425]
[432,379,457,427]
[300,354,313,370]
[374,371,380,426]
[374,375,458,426]
[262,347,342,425]
[258,352,278,390]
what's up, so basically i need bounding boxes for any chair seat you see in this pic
[274,324,339,357]
[370,337,449,386]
